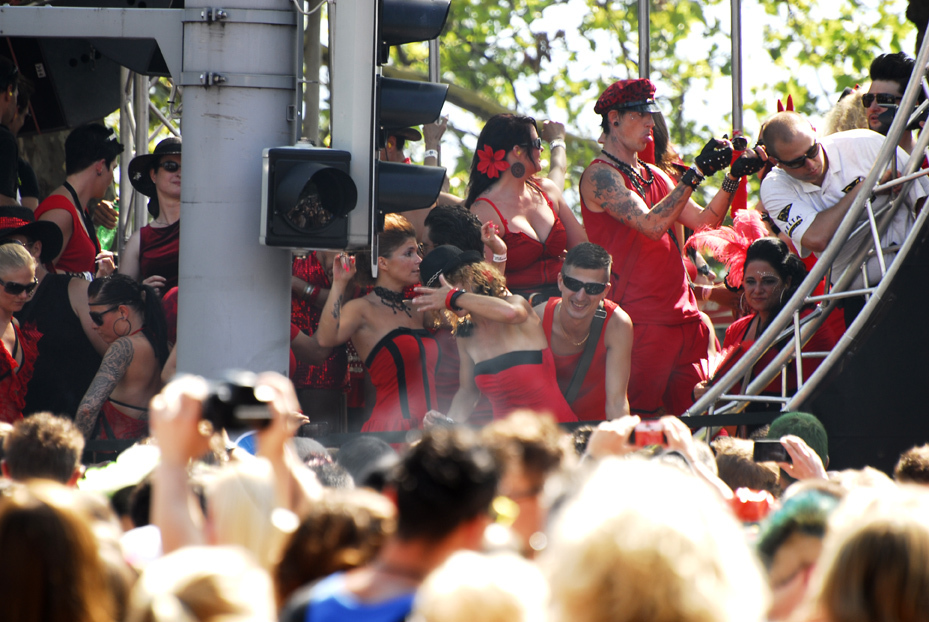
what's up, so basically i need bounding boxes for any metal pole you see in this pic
[731,0,743,133]
[118,66,132,259]
[428,39,440,83]
[637,0,649,78]
[303,4,321,143]
[132,73,149,233]
[175,0,296,377]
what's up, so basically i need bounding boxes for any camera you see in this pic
[752,440,792,464]
[201,371,274,431]
[629,420,667,447]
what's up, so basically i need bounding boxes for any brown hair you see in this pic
[481,410,565,481]
[355,213,417,286]
[444,261,508,336]
[894,443,929,484]
[3,412,84,484]
[712,437,781,497]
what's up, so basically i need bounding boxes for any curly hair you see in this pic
[465,114,539,208]
[444,261,508,336]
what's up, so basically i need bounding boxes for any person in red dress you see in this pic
[315,215,438,432]
[464,114,587,302]
[413,245,576,424]
[578,78,765,416]
[534,243,633,421]
[0,241,39,423]
[120,137,182,295]
[35,123,123,278]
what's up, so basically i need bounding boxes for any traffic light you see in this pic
[330,0,451,250]
[259,147,358,249]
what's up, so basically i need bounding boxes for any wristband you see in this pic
[424,149,439,160]
[549,139,566,150]
[450,289,467,311]
[492,253,507,263]
[721,175,739,194]
[446,288,465,311]
[681,167,704,190]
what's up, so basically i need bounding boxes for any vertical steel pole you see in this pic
[303,6,321,144]
[175,0,295,377]
[118,66,132,259]
[638,0,650,78]
[132,73,149,233]
[731,0,743,133]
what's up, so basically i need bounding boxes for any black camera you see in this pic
[201,371,273,431]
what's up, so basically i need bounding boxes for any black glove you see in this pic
[730,151,766,178]
[694,138,733,177]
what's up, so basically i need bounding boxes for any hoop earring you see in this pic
[115,316,132,337]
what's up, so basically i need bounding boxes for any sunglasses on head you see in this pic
[776,142,820,169]
[89,305,119,326]
[861,93,902,108]
[0,275,38,296]
[159,160,181,173]
[561,274,608,295]
[523,138,543,150]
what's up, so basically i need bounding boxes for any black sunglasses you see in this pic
[561,274,608,295]
[523,138,543,150]
[0,275,38,296]
[861,93,902,108]
[159,160,181,173]
[89,305,119,326]
[776,142,820,169]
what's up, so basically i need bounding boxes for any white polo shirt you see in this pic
[760,129,925,282]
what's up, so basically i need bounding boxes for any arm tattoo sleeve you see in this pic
[75,338,134,437]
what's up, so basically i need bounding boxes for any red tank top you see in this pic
[35,194,97,274]
[473,348,577,423]
[140,220,180,291]
[580,159,700,326]
[543,298,618,420]
[363,327,439,431]
[473,182,567,292]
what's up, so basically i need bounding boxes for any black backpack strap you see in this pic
[564,303,609,404]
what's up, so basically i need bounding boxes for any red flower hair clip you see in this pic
[476,144,509,179]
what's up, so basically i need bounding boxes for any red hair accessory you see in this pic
[481,269,494,282]
[476,144,509,179]
[685,209,768,288]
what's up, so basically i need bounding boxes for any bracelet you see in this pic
[549,139,566,150]
[450,289,467,311]
[721,175,739,194]
[446,288,465,311]
[424,149,439,160]
[492,253,507,263]
[303,283,316,300]
[681,167,704,190]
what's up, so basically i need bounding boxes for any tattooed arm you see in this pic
[678,175,738,231]
[315,254,365,348]
[75,338,135,438]
[580,162,693,241]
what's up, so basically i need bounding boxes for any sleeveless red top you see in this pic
[473,182,566,292]
[363,327,439,431]
[35,194,97,274]
[580,159,700,326]
[473,348,577,423]
[543,297,619,421]
[140,220,180,291]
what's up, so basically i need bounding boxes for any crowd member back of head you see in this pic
[1,412,85,485]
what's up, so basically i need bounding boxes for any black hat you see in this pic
[419,245,483,288]
[0,205,63,264]
[128,136,182,198]
[386,127,423,142]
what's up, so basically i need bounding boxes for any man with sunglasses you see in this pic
[759,111,926,299]
[865,52,920,153]
[534,243,633,420]
[0,56,21,207]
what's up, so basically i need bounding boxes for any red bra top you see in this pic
[473,182,566,291]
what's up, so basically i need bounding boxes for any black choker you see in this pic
[373,286,411,317]
[600,150,655,198]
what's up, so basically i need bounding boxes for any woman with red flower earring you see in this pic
[465,114,586,304]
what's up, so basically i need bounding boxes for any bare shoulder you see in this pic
[605,303,633,335]
[469,199,504,228]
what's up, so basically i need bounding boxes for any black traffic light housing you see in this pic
[260,147,358,250]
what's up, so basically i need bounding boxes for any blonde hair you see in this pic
[126,545,275,622]
[823,91,870,135]
[545,460,768,622]
[207,458,288,571]
[0,241,36,275]
[411,551,548,622]
[445,261,507,336]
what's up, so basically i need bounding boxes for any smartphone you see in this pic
[629,421,667,447]
[752,440,792,464]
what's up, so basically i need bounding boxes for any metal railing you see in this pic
[685,29,929,424]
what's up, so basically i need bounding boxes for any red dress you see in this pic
[431,327,493,424]
[0,322,39,423]
[473,181,567,294]
[543,298,619,421]
[140,220,180,292]
[362,327,439,432]
[473,348,577,423]
[35,194,98,274]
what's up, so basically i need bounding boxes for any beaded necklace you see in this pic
[600,150,655,198]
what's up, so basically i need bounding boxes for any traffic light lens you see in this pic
[285,179,335,230]
[275,164,358,234]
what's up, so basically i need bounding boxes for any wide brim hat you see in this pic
[419,245,483,288]
[594,78,661,115]
[385,127,423,142]
[0,205,63,264]
[128,136,182,198]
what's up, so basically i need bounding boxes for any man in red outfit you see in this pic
[579,78,764,416]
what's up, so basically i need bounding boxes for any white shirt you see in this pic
[760,129,925,282]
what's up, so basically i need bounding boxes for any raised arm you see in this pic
[679,146,768,231]
[604,306,633,420]
[541,120,568,190]
[413,274,530,324]
[75,338,134,438]
[315,254,365,348]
